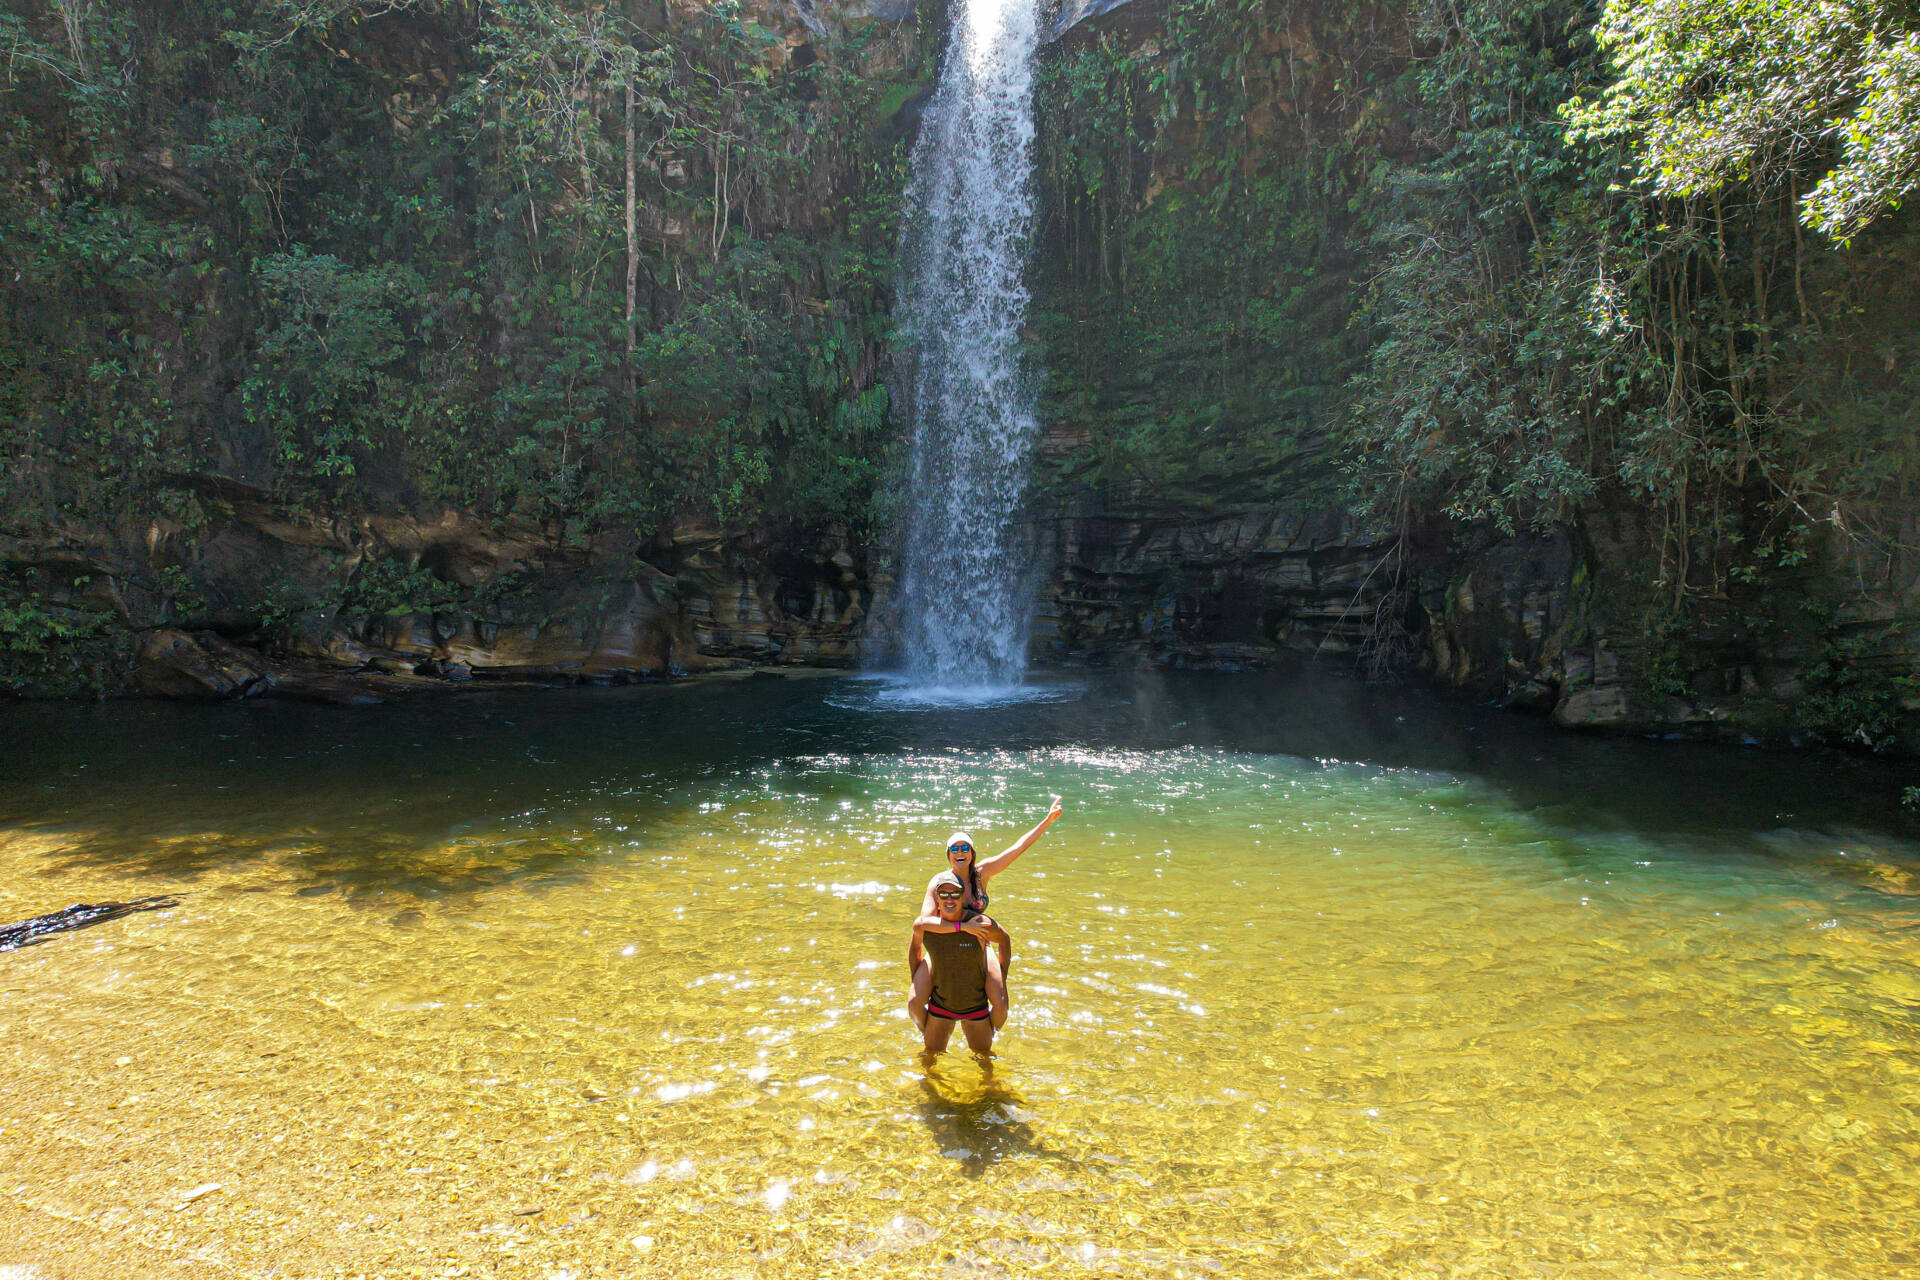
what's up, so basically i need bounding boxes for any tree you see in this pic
[1566,0,1920,240]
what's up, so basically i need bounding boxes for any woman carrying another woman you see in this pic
[908,794,1063,1034]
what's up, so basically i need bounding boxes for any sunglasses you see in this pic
[935,890,965,900]
[947,843,973,855]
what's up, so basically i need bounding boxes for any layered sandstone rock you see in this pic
[8,472,873,702]
[1028,503,1396,670]
[136,629,274,700]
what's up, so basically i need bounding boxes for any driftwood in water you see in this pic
[0,896,180,951]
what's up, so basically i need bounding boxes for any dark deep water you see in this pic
[4,669,1914,889]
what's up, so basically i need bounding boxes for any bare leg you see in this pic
[922,1014,957,1055]
[960,1016,995,1057]
[985,942,1010,1030]
[908,958,932,1033]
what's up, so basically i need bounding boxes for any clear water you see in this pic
[890,0,1043,689]
[2,671,1918,1278]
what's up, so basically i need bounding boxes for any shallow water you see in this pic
[2,670,1917,1278]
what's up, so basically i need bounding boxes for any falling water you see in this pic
[889,0,1043,694]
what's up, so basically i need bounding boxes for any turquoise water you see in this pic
[2,671,1916,1278]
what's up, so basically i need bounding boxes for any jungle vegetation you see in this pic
[2,0,1917,711]
[1034,0,1919,564]
[0,0,915,542]
[1032,0,1918,738]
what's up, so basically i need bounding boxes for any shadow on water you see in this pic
[0,677,825,901]
[0,668,1915,904]
[913,1057,1070,1177]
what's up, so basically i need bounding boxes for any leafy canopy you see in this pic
[1566,0,1920,239]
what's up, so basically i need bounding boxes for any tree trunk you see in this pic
[625,79,638,381]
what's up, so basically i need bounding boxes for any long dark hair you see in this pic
[948,832,984,909]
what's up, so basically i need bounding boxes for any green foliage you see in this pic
[0,0,918,553]
[1797,640,1912,750]
[243,248,421,477]
[1783,596,1916,750]
[154,563,208,624]
[341,556,467,616]
[1032,4,1396,508]
[0,578,113,695]
[1340,0,1920,630]
[1342,0,1628,536]
[1635,611,1694,702]
[1565,0,1920,240]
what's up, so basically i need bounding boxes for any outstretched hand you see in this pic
[1047,794,1063,822]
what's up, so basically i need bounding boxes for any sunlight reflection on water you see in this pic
[2,673,1918,1277]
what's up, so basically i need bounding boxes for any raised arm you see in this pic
[976,795,1064,881]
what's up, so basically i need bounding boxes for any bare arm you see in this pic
[907,919,930,977]
[909,913,969,976]
[960,914,1008,948]
[976,795,1063,882]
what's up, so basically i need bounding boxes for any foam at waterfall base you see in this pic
[832,673,1081,710]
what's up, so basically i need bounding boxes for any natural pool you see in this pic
[2,670,1917,1279]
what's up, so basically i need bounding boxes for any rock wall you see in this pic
[1,475,873,702]
[1413,512,1920,749]
[1030,504,1395,671]
[1018,477,1919,752]
[6,0,1917,764]
[1012,0,1920,754]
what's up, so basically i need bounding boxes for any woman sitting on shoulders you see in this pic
[907,794,1063,1031]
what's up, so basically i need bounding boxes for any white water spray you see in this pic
[889,0,1043,694]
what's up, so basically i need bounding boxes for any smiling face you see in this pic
[934,883,968,921]
[945,832,975,878]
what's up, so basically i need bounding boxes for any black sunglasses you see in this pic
[947,843,973,855]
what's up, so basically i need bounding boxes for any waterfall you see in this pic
[889,0,1043,693]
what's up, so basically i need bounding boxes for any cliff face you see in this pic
[4,0,1918,756]
[0,0,920,700]
[1017,0,1920,752]
[6,469,874,702]
[1418,510,1920,746]
[1028,468,1920,751]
